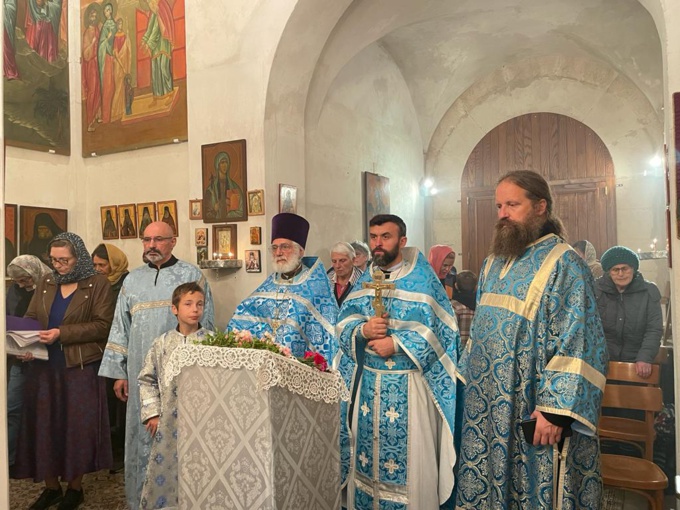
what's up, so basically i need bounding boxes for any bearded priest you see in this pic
[227,212,339,363]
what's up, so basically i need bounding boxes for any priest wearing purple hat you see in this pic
[227,213,339,363]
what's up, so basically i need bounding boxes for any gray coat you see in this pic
[594,272,662,363]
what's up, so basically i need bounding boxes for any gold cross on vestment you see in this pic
[385,407,400,423]
[384,358,396,369]
[384,458,399,474]
[362,269,395,317]
[358,452,369,467]
[360,402,370,417]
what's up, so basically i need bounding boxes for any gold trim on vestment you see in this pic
[391,320,459,382]
[346,288,458,333]
[478,242,569,321]
[255,290,336,337]
[130,300,171,315]
[104,343,127,356]
[545,356,606,391]
[535,405,597,434]
[555,436,570,510]
[372,372,382,506]
[354,476,409,503]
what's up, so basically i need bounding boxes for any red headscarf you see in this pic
[428,245,455,279]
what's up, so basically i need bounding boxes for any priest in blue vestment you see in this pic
[337,214,461,510]
[228,212,339,363]
[99,222,215,510]
[455,171,607,509]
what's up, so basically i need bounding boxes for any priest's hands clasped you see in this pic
[363,313,389,339]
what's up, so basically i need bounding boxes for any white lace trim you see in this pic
[166,344,350,404]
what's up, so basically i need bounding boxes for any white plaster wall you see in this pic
[305,43,425,265]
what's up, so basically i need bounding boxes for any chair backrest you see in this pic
[601,384,663,412]
[606,361,660,385]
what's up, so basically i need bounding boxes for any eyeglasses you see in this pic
[50,257,73,266]
[141,236,174,244]
[270,243,294,253]
[609,266,632,275]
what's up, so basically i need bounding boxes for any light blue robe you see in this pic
[337,247,461,509]
[99,260,214,510]
[455,234,607,509]
[227,256,339,363]
[138,327,212,510]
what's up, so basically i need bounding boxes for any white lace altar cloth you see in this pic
[172,345,344,509]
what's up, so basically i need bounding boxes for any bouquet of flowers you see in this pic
[197,329,329,372]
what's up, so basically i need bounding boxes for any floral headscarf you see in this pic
[48,232,97,284]
[102,243,129,285]
[7,255,52,289]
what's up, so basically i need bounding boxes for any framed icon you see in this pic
[279,184,297,213]
[244,249,261,273]
[118,204,137,239]
[250,226,261,245]
[157,200,179,237]
[100,205,119,240]
[212,224,237,259]
[247,189,264,216]
[195,227,208,247]
[201,139,248,222]
[189,199,203,220]
[136,202,157,238]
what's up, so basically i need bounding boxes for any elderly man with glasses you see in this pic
[99,221,214,510]
[228,212,339,363]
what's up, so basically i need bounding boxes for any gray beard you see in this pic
[274,255,301,274]
[490,216,544,259]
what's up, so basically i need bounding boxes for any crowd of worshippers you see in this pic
[4,170,665,509]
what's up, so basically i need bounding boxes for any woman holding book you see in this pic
[6,255,51,472]
[13,233,115,510]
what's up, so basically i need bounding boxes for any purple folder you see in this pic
[6,316,42,331]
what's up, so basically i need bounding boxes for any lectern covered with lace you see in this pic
[166,344,348,509]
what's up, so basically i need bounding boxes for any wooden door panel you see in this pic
[461,113,616,274]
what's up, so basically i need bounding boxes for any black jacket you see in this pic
[595,272,662,363]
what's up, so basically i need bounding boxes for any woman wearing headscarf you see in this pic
[13,233,115,510]
[427,244,457,294]
[573,239,604,279]
[5,255,51,472]
[91,243,129,300]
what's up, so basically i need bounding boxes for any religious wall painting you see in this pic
[118,203,137,238]
[136,202,156,237]
[196,246,207,265]
[201,139,248,223]
[245,249,261,273]
[212,224,236,259]
[19,206,68,266]
[157,199,178,236]
[364,171,390,236]
[5,0,71,154]
[189,199,202,220]
[195,227,207,247]
[247,189,264,216]
[100,205,119,239]
[250,226,261,245]
[5,204,18,264]
[80,0,188,157]
[279,184,297,213]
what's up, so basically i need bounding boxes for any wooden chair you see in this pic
[599,362,667,510]
[599,361,660,460]
[601,454,667,510]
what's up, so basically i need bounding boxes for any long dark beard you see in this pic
[490,216,544,259]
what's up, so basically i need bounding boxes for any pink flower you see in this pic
[280,346,292,357]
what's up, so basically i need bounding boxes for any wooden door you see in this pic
[461,113,616,274]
